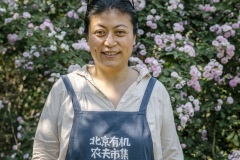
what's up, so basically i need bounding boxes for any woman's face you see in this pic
[87,9,136,70]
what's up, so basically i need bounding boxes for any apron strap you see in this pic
[61,75,81,112]
[139,77,157,112]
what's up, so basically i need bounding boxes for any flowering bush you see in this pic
[0,0,239,159]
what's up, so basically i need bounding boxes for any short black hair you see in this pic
[84,0,138,35]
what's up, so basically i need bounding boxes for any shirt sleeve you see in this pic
[160,87,184,160]
[32,80,62,159]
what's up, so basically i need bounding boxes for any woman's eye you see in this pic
[116,30,126,35]
[95,30,105,36]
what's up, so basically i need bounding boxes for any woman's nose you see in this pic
[104,33,116,47]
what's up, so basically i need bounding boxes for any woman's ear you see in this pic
[86,35,89,46]
[133,34,136,45]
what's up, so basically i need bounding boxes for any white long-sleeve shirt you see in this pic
[32,65,184,160]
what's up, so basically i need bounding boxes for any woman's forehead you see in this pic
[89,10,132,27]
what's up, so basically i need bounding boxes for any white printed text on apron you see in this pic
[90,136,131,159]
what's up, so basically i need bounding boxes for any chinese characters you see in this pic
[90,136,131,159]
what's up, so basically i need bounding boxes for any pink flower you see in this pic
[17,132,22,139]
[150,9,156,14]
[229,79,237,87]
[201,130,207,141]
[211,69,217,75]
[73,13,79,19]
[210,6,216,12]
[210,24,220,32]
[232,23,239,29]
[187,80,194,86]
[180,91,187,100]
[201,129,207,136]
[226,97,234,104]
[175,33,183,40]
[215,105,221,111]
[217,78,224,85]
[224,31,231,38]
[28,23,34,28]
[193,82,201,92]
[193,99,200,106]
[211,0,219,3]
[23,12,31,19]
[34,52,40,57]
[184,45,192,52]
[207,73,214,80]
[146,20,153,27]
[32,4,39,10]
[194,105,200,111]
[146,15,154,21]
[177,107,183,113]
[226,50,234,57]
[67,10,74,18]
[216,28,222,35]
[217,53,224,59]
[204,65,212,72]
[227,45,235,52]
[203,71,209,78]
[181,144,186,149]
[175,84,182,89]
[221,57,228,64]
[181,116,188,127]
[155,38,163,46]
[40,24,46,30]
[216,36,225,42]
[165,46,172,52]
[140,50,147,55]
[190,67,198,77]
[188,49,196,57]
[7,34,19,45]
[23,52,30,57]
[184,102,193,110]
[43,19,54,31]
[230,30,236,37]
[152,60,158,66]
[212,40,219,47]
[171,71,179,78]
[204,4,211,12]
[173,23,184,32]
[145,57,154,64]
[153,71,160,77]
[72,43,82,50]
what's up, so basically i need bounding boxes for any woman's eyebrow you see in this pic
[93,24,128,28]
[113,24,128,28]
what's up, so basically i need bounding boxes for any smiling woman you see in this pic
[87,10,136,71]
[32,0,184,160]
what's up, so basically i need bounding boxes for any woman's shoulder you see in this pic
[136,72,170,101]
[50,66,88,94]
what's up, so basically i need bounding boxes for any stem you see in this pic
[5,70,18,145]
[69,52,79,59]
[8,101,18,145]
[1,111,6,130]
[212,128,216,159]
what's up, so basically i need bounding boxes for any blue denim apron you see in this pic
[62,75,156,160]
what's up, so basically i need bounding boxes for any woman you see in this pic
[32,0,184,159]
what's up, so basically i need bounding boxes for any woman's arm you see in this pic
[161,89,184,160]
[32,81,62,159]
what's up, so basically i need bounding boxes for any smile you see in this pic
[102,52,119,55]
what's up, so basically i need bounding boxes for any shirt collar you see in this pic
[72,64,151,83]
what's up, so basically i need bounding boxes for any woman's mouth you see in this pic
[102,51,119,56]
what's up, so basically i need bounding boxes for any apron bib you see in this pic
[62,76,156,160]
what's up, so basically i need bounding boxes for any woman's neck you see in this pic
[88,65,132,84]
